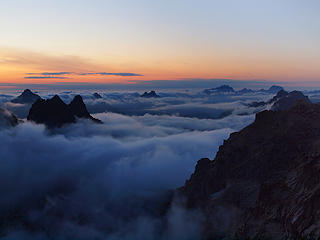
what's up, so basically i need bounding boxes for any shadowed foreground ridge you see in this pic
[180,99,320,239]
[28,95,101,128]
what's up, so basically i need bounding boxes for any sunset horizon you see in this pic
[1,1,320,239]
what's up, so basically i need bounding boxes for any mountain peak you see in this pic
[140,90,160,98]
[28,94,101,128]
[11,89,41,104]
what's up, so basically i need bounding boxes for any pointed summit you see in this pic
[69,95,101,123]
[11,89,41,104]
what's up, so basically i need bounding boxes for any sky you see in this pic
[0,0,319,85]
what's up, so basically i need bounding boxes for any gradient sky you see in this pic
[0,0,319,84]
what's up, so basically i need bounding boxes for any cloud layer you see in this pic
[0,88,277,239]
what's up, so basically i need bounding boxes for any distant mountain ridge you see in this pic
[203,85,284,95]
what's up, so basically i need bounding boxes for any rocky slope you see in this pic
[28,95,101,128]
[179,99,320,239]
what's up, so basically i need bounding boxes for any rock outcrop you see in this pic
[140,90,160,98]
[28,95,101,128]
[180,100,320,239]
[11,89,41,104]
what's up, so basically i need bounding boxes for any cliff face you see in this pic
[180,100,320,239]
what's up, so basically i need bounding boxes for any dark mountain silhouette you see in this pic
[28,95,101,128]
[179,100,320,239]
[140,90,160,98]
[203,85,235,94]
[28,95,76,128]
[11,89,41,104]
[93,92,102,99]
[69,95,102,123]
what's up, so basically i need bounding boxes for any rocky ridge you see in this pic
[28,95,101,128]
[179,96,320,239]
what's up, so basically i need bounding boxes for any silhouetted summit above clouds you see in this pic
[11,89,41,104]
[140,90,160,98]
[28,94,101,128]
[69,95,102,123]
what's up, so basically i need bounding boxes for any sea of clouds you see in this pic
[0,88,276,239]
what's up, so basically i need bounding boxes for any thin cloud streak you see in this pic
[24,76,68,79]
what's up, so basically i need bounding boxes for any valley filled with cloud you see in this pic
[0,86,301,239]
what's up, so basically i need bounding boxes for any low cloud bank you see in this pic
[0,119,233,239]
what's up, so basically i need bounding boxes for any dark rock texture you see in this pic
[28,95,101,128]
[180,101,320,239]
[11,89,41,104]
[140,90,160,98]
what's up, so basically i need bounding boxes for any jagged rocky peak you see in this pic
[93,92,102,99]
[11,89,41,104]
[0,108,18,129]
[28,95,76,128]
[140,90,160,98]
[69,95,101,123]
[179,101,320,239]
[27,95,101,128]
[203,85,235,95]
